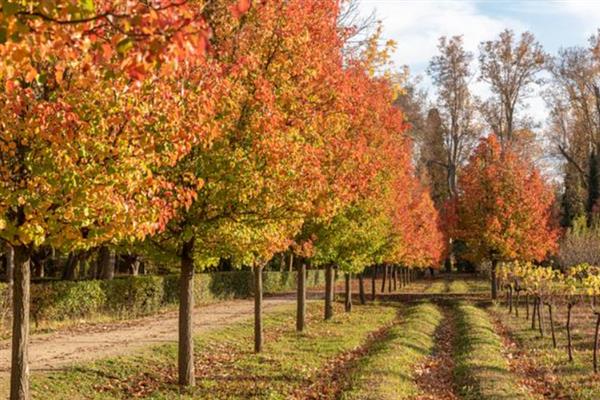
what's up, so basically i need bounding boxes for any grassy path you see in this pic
[454,302,538,400]
[340,302,443,400]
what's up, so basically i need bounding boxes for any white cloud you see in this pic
[358,0,528,68]
[553,0,600,37]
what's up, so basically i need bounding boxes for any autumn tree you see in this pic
[479,30,545,144]
[141,0,351,386]
[0,2,252,398]
[454,135,558,299]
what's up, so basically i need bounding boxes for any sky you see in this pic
[357,0,600,126]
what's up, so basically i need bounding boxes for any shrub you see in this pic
[0,269,327,328]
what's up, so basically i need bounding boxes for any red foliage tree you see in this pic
[454,135,559,298]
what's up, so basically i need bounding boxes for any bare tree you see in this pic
[427,36,479,197]
[545,31,600,223]
[479,30,546,144]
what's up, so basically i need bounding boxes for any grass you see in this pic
[454,302,535,400]
[340,302,443,400]
[26,302,399,400]
[492,303,600,400]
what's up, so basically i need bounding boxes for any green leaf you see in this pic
[116,38,134,55]
[1,1,20,17]
[79,0,95,14]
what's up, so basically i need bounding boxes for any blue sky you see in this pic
[358,0,600,123]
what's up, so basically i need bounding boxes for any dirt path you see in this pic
[413,306,460,400]
[0,294,307,375]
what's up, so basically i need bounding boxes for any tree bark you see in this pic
[525,293,529,320]
[98,247,115,280]
[344,273,352,312]
[381,264,387,293]
[178,240,195,387]
[288,253,294,273]
[491,260,498,299]
[508,286,513,314]
[62,252,79,280]
[371,266,376,301]
[567,303,573,362]
[296,263,306,332]
[531,297,537,330]
[5,243,14,329]
[388,266,393,292]
[254,264,263,353]
[10,245,30,400]
[538,299,544,337]
[548,303,557,348]
[595,312,600,373]
[392,266,397,291]
[515,290,520,317]
[358,273,366,305]
[324,264,334,320]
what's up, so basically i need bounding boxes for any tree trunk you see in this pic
[595,312,600,373]
[62,252,78,280]
[515,290,520,317]
[130,259,140,276]
[371,266,376,301]
[178,240,195,387]
[567,303,573,362]
[296,263,306,332]
[531,297,537,330]
[325,264,334,320]
[392,266,397,291]
[548,303,556,348]
[5,244,14,329]
[508,286,513,314]
[358,273,366,305]
[98,247,115,280]
[538,299,544,337]
[525,293,529,320]
[381,264,387,293]
[10,245,31,400]
[254,264,264,353]
[288,253,294,273]
[344,273,352,312]
[388,266,393,292]
[491,260,498,299]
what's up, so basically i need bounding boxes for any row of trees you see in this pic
[0,1,445,399]
[498,262,600,373]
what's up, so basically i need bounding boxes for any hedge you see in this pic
[0,269,327,326]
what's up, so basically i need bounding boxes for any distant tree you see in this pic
[479,30,546,144]
[427,35,479,198]
[454,135,559,299]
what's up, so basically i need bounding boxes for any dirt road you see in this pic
[0,295,302,374]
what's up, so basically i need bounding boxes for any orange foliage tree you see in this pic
[453,135,559,298]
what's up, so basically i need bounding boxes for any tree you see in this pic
[479,30,545,144]
[546,35,600,222]
[427,36,479,198]
[143,0,351,385]
[453,135,558,299]
[0,1,243,397]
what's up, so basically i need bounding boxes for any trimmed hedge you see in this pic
[0,269,327,326]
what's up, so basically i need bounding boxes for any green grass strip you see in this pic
[454,302,534,400]
[341,302,443,400]
[28,302,398,400]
